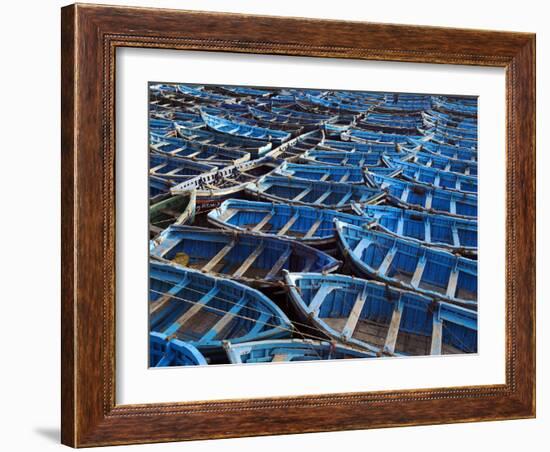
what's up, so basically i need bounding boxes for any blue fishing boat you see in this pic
[403,138,477,162]
[149,154,217,181]
[301,93,372,113]
[176,125,272,156]
[150,175,175,199]
[351,203,477,256]
[207,199,368,247]
[285,272,477,355]
[299,149,389,167]
[275,161,367,184]
[201,110,292,143]
[149,332,208,367]
[150,133,251,166]
[422,110,477,130]
[433,97,478,117]
[219,85,271,97]
[386,158,478,193]
[323,114,359,136]
[334,221,477,308]
[150,225,340,287]
[149,261,292,350]
[405,151,478,176]
[177,84,234,103]
[266,129,325,161]
[224,339,377,363]
[343,127,423,144]
[171,157,281,213]
[249,106,328,126]
[317,138,397,154]
[429,130,478,150]
[246,175,385,211]
[371,174,477,218]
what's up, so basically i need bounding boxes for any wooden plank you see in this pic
[233,242,265,277]
[339,171,350,183]
[163,287,219,335]
[396,213,404,235]
[309,283,340,314]
[252,211,273,232]
[449,199,457,215]
[410,256,426,288]
[425,191,433,210]
[313,189,332,205]
[400,186,410,202]
[336,190,353,207]
[430,316,443,355]
[446,268,459,298]
[278,212,300,235]
[200,296,247,342]
[272,354,289,362]
[384,301,404,354]
[425,219,431,243]
[149,278,190,317]
[353,237,370,257]
[452,224,460,246]
[342,286,368,339]
[293,187,312,201]
[377,245,397,276]
[265,248,292,280]
[201,240,236,272]
[304,217,323,239]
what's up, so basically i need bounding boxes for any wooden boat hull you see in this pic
[285,272,477,355]
[246,175,385,211]
[372,174,478,219]
[207,199,369,247]
[334,220,478,308]
[150,225,341,288]
[275,162,367,184]
[351,203,477,256]
[149,261,293,350]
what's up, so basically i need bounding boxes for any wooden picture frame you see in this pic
[61,3,536,447]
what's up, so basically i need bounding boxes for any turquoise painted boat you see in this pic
[334,220,477,308]
[150,225,341,287]
[201,110,292,143]
[207,199,368,246]
[246,175,385,211]
[351,203,477,256]
[274,161,367,184]
[149,261,293,350]
[299,149,389,167]
[285,272,477,355]
[224,339,376,363]
[404,151,478,176]
[386,158,478,193]
[372,174,477,218]
[176,125,272,157]
[150,133,251,166]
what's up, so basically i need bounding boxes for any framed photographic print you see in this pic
[61,3,536,447]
